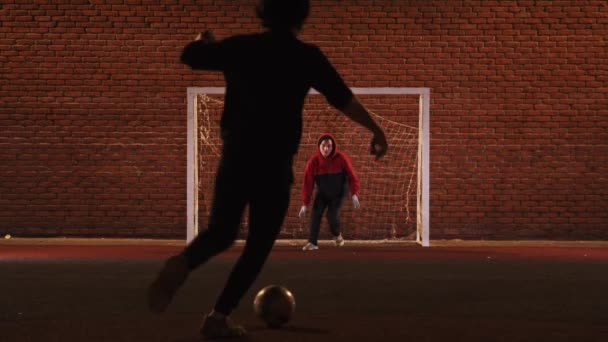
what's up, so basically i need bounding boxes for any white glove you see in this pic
[352,195,360,209]
[298,206,307,218]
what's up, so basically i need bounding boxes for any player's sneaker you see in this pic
[302,242,319,251]
[333,234,345,247]
[147,254,189,313]
[200,313,246,340]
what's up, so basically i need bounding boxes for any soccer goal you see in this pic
[187,87,430,247]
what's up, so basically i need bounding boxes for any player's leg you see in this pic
[210,180,290,315]
[201,166,291,338]
[182,154,249,266]
[148,153,247,313]
[304,194,327,250]
[327,194,345,246]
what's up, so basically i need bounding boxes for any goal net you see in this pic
[187,87,430,246]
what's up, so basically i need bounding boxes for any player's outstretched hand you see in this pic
[195,30,216,43]
[298,206,307,218]
[352,195,360,209]
[370,130,388,160]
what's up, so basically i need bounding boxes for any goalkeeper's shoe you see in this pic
[302,242,319,251]
[333,234,345,247]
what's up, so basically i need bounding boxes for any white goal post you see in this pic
[187,87,430,247]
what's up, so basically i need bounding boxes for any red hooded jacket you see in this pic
[302,134,360,206]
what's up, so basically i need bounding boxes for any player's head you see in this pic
[256,0,310,31]
[318,134,335,158]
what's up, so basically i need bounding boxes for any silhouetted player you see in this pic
[148,0,388,339]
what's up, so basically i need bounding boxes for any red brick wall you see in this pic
[1,0,606,239]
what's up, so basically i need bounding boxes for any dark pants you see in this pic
[182,147,293,315]
[308,193,344,245]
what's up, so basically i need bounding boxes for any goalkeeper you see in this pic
[299,134,360,251]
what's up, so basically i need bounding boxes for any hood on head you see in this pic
[317,133,337,158]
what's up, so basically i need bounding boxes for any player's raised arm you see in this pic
[309,47,388,160]
[197,30,216,43]
[180,30,225,70]
[341,96,388,160]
